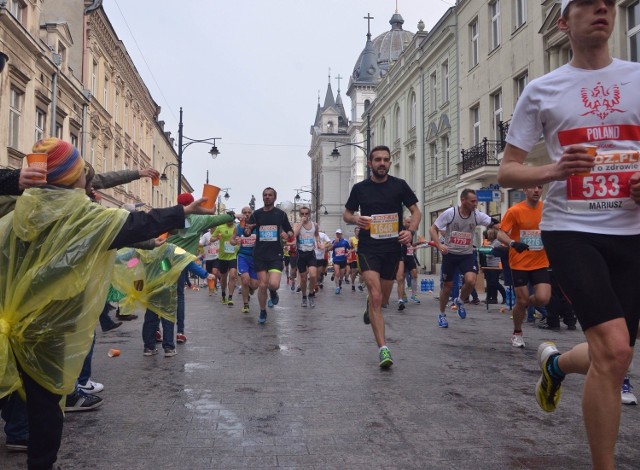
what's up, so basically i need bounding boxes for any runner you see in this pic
[212,212,239,306]
[347,227,363,292]
[287,233,299,292]
[314,225,332,291]
[293,206,320,307]
[429,189,494,328]
[344,145,421,368]
[331,229,351,294]
[497,0,640,466]
[497,185,551,348]
[244,187,293,324]
[199,228,220,296]
[234,206,259,313]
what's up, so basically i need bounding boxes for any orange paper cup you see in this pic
[26,153,48,181]
[201,184,220,210]
[158,232,169,241]
[107,349,120,357]
[151,175,160,186]
[361,216,372,230]
[584,145,598,156]
[207,278,216,290]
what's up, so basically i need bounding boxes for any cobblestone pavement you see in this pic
[3,277,640,469]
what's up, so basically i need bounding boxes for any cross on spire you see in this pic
[364,13,374,40]
[396,0,399,13]
[328,67,331,85]
[336,73,343,93]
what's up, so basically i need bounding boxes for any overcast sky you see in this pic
[102,0,452,212]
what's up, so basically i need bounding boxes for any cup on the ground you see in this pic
[107,349,120,357]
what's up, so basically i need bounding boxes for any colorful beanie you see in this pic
[177,193,194,206]
[32,137,85,186]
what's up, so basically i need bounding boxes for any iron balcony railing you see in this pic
[458,120,510,175]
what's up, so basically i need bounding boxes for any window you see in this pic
[124,102,129,134]
[381,119,387,144]
[55,122,63,139]
[470,19,479,67]
[90,137,95,165]
[628,1,640,62]
[409,93,416,129]
[91,61,98,96]
[103,76,109,109]
[490,0,501,51]
[114,92,119,123]
[491,90,503,140]
[430,142,439,181]
[70,133,78,148]
[394,107,400,141]
[102,145,108,172]
[441,61,449,103]
[35,108,46,143]
[441,135,450,176]
[430,72,437,112]
[515,72,528,101]
[471,106,481,145]
[8,0,25,24]
[514,0,527,29]
[9,87,23,148]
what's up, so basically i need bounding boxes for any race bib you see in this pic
[566,151,639,212]
[449,231,472,247]
[334,247,346,257]
[370,213,399,239]
[520,230,543,251]
[407,246,414,256]
[299,236,315,246]
[241,234,256,248]
[259,225,278,241]
[205,244,218,257]
[223,241,236,254]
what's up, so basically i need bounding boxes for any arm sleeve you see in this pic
[433,207,455,231]
[401,180,419,207]
[505,83,543,152]
[92,170,140,190]
[0,169,22,196]
[186,261,208,278]
[345,186,360,212]
[476,210,494,227]
[109,205,185,250]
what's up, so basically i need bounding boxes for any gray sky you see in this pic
[102,0,452,212]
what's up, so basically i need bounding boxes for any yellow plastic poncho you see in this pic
[111,243,195,320]
[0,188,128,399]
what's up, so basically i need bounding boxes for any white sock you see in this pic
[379,345,388,352]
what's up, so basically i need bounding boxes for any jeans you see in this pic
[177,269,187,334]
[1,392,29,442]
[77,333,96,386]
[98,302,118,331]
[142,308,175,350]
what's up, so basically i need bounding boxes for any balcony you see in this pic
[458,120,510,175]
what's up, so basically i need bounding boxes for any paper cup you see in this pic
[107,349,120,357]
[151,176,160,186]
[584,145,598,156]
[361,216,372,230]
[158,232,169,241]
[207,278,216,290]
[26,153,48,181]
[201,184,220,209]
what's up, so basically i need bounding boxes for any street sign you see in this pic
[476,190,501,202]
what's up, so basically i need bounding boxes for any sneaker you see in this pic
[227,299,234,307]
[301,298,308,308]
[65,390,103,412]
[567,324,577,331]
[335,287,341,295]
[176,333,187,344]
[345,279,350,284]
[5,440,28,452]
[331,274,335,281]
[410,295,421,304]
[352,285,356,292]
[102,321,122,332]
[143,347,158,356]
[296,287,302,293]
[309,296,315,308]
[164,348,177,357]
[398,300,406,311]
[454,298,466,319]
[471,298,480,305]
[270,292,280,306]
[402,295,408,303]
[511,333,525,348]
[363,296,370,325]
[155,330,162,343]
[535,342,563,412]
[221,298,229,305]
[241,304,250,313]
[538,322,561,330]
[438,314,448,328]
[622,377,638,405]
[379,347,393,369]
[358,285,364,292]
[116,313,138,321]
[267,299,274,308]
[290,283,296,291]
[258,310,267,324]
[319,283,323,289]
[77,379,104,394]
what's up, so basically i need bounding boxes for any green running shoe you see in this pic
[536,342,563,412]
[379,347,393,369]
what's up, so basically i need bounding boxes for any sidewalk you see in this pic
[3,280,640,469]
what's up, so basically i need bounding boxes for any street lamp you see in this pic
[294,186,319,221]
[177,107,221,198]
[318,204,329,216]
[159,163,179,182]
[217,187,231,214]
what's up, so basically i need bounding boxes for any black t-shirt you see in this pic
[247,207,293,260]
[345,175,418,254]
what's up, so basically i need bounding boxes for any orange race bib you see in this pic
[370,213,399,239]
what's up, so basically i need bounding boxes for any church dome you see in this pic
[351,12,414,84]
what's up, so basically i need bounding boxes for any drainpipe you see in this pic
[50,53,62,136]
[81,89,91,155]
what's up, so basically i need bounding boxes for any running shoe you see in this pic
[438,314,448,328]
[363,296,370,325]
[258,310,267,324]
[335,287,341,295]
[379,347,393,368]
[77,379,104,394]
[65,390,103,412]
[176,333,187,344]
[143,347,158,356]
[221,298,228,305]
[164,348,177,357]
[241,304,250,313]
[454,297,466,319]
[270,292,280,306]
[155,330,162,343]
[398,300,406,311]
[410,294,421,304]
[227,299,234,307]
[267,299,274,308]
[358,285,364,292]
[535,342,563,412]
[290,283,295,291]
[301,298,307,308]
[352,285,356,292]
[622,377,638,405]
[511,333,525,348]
[309,296,315,308]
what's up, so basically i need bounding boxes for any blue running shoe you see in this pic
[270,292,279,306]
[335,287,341,294]
[258,310,267,324]
[267,299,274,308]
[438,314,448,328]
[454,298,467,319]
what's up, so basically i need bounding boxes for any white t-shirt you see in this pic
[507,59,640,234]
[315,232,331,260]
[199,232,219,261]
[434,207,492,255]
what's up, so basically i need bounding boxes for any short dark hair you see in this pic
[263,187,277,198]
[299,206,310,213]
[368,145,391,161]
[461,188,476,200]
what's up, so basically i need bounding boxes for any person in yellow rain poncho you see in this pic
[0,138,218,470]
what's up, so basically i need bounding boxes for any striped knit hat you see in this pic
[32,137,85,186]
